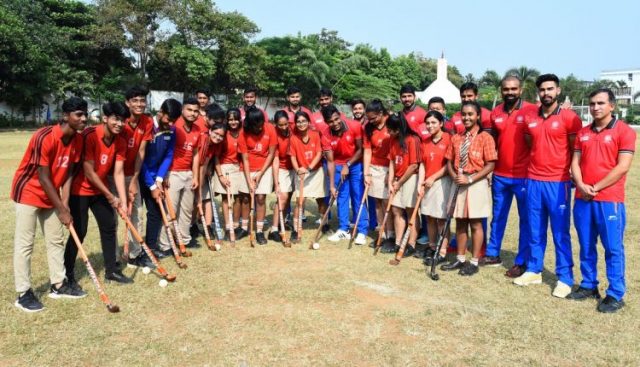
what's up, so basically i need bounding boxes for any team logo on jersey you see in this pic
[304,151,313,160]
[137,128,145,135]
[580,136,590,142]
[604,135,613,143]
[551,121,559,129]
[376,139,384,147]
[345,135,352,142]
[516,116,524,123]
[528,122,538,128]
[495,118,504,123]
[410,116,415,122]
[454,119,462,125]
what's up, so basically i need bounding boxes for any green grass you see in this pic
[1,130,639,366]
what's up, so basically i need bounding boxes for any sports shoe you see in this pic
[328,229,350,242]
[127,254,155,269]
[481,256,502,267]
[416,234,429,245]
[424,254,446,266]
[315,218,321,225]
[290,231,299,243]
[234,227,244,238]
[15,289,44,313]
[402,245,416,258]
[567,286,601,301]
[236,228,249,240]
[459,262,479,276]
[48,280,87,299]
[380,240,397,253]
[301,214,307,222]
[190,223,201,238]
[597,295,625,313]
[505,264,526,278]
[268,231,282,243]
[153,248,173,259]
[68,279,84,294]
[552,281,572,298]
[441,260,464,271]
[256,232,268,245]
[321,224,331,234]
[354,233,367,245]
[223,230,231,242]
[105,270,134,284]
[513,272,542,286]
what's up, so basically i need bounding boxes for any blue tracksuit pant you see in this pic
[334,162,368,234]
[574,199,626,300]
[368,196,378,231]
[486,175,530,265]
[525,179,574,286]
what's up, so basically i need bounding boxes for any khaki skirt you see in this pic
[294,167,327,199]
[368,164,389,199]
[453,177,491,219]
[213,163,243,195]
[238,167,274,195]
[391,174,419,209]
[277,168,295,193]
[421,176,453,219]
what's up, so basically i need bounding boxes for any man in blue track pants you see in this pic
[322,105,369,244]
[513,74,583,299]
[482,76,538,277]
[567,88,635,313]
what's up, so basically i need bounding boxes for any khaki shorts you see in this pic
[238,167,274,195]
[294,168,327,199]
[453,177,492,219]
[421,176,453,219]
[368,164,389,199]
[391,174,419,209]
[277,168,295,193]
[213,163,243,195]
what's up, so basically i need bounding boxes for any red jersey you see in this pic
[276,132,293,170]
[218,130,241,165]
[525,106,583,181]
[326,120,363,165]
[490,100,538,178]
[237,123,278,171]
[284,106,313,125]
[574,118,636,202]
[310,110,347,138]
[122,114,153,176]
[12,125,83,208]
[388,135,421,178]
[199,133,222,166]
[195,115,208,131]
[289,131,323,170]
[448,107,492,134]
[72,125,127,196]
[170,117,202,171]
[402,105,427,134]
[362,119,391,166]
[421,132,451,180]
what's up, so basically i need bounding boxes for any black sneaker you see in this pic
[268,231,283,243]
[223,230,231,242]
[154,248,173,259]
[424,254,446,266]
[190,223,201,238]
[459,262,479,276]
[135,254,156,269]
[105,270,134,284]
[567,286,601,301]
[402,246,416,258]
[597,295,625,313]
[380,241,397,254]
[236,228,249,240]
[48,279,87,299]
[321,224,331,234]
[441,260,465,271]
[481,256,502,267]
[290,231,299,243]
[15,289,44,313]
[256,232,268,245]
[68,279,85,294]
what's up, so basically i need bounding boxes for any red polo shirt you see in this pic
[574,118,636,202]
[402,105,427,132]
[122,115,153,176]
[170,117,202,171]
[276,132,293,170]
[237,123,278,171]
[388,135,421,178]
[525,106,583,181]
[421,132,451,180]
[12,124,83,208]
[72,125,127,196]
[218,131,241,165]
[284,106,313,125]
[326,120,362,165]
[362,118,391,166]
[490,100,538,178]
[289,131,323,170]
[194,115,208,131]
[448,107,492,134]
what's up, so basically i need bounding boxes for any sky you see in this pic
[214,0,640,81]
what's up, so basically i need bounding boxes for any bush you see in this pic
[0,113,39,128]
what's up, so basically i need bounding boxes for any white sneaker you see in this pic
[513,272,543,286]
[328,229,350,242]
[354,233,367,245]
[315,218,322,225]
[552,281,572,298]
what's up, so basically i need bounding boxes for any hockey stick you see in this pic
[308,178,345,249]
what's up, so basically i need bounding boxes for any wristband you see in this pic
[346,161,351,167]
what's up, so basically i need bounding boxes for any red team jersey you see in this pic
[574,118,636,202]
[122,115,153,176]
[284,106,313,125]
[525,107,583,181]
[170,117,202,171]
[490,100,538,178]
[326,120,363,165]
[402,105,427,132]
[276,132,293,170]
[421,132,451,180]
[388,135,421,178]
[217,131,241,165]
[448,107,492,134]
[310,110,346,139]
[72,125,127,196]
[237,123,278,171]
[12,125,83,208]
[289,131,323,170]
[362,120,391,166]
[195,114,208,131]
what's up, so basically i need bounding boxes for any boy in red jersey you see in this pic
[12,97,87,312]
[283,86,313,126]
[448,82,492,134]
[64,102,131,285]
[399,84,429,140]
[240,87,270,123]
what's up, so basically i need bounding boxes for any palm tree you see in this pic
[504,66,541,101]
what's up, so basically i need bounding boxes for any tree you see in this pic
[479,69,501,90]
[505,66,540,101]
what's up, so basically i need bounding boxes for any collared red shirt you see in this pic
[122,114,153,176]
[448,107,492,135]
[490,100,538,178]
[388,135,421,178]
[421,132,451,180]
[362,117,391,166]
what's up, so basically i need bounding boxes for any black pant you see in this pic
[139,177,163,252]
[64,194,117,279]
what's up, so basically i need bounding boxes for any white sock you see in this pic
[470,257,479,266]
[457,254,466,263]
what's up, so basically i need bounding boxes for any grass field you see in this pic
[0,130,639,366]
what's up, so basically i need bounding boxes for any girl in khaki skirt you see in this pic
[417,110,452,265]
[270,110,294,243]
[288,111,328,242]
[387,113,422,257]
[441,101,497,276]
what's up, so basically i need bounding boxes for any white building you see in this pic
[416,53,461,105]
[599,68,640,104]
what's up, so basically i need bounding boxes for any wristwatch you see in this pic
[468,175,474,184]
[346,161,352,167]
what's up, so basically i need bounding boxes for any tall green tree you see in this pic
[505,66,540,101]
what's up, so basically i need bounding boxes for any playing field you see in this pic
[0,130,638,366]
